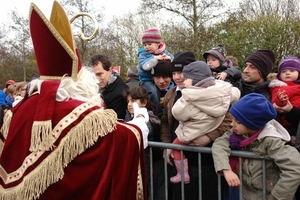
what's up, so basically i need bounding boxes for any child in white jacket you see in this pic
[170,61,240,184]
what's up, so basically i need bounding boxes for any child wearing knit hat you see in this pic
[212,93,300,200]
[269,56,300,146]
[170,61,241,184]
[138,28,174,115]
[203,45,242,89]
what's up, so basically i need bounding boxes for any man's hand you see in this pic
[163,149,174,166]
[273,100,293,114]
[189,135,212,146]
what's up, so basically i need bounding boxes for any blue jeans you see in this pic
[223,184,239,200]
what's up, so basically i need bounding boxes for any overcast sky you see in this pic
[0,0,241,24]
[0,0,141,23]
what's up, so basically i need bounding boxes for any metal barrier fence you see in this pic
[147,141,272,200]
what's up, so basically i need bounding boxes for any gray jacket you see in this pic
[212,120,300,200]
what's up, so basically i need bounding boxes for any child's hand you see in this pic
[154,55,165,60]
[155,54,171,61]
[161,54,171,60]
[216,72,228,80]
[223,169,240,187]
[278,89,288,102]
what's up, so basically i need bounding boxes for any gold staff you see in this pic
[70,13,99,41]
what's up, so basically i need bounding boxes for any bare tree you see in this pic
[2,10,38,83]
[2,0,300,84]
[236,0,300,19]
[60,0,104,64]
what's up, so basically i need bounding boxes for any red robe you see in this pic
[0,91,147,200]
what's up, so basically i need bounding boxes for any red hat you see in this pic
[141,28,162,44]
[28,1,82,151]
[30,1,82,81]
[5,80,16,86]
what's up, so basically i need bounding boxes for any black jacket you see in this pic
[102,76,128,119]
[241,80,271,101]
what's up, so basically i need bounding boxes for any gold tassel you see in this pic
[1,110,13,139]
[30,120,52,152]
[0,139,3,157]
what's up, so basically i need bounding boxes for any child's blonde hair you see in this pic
[16,82,28,96]
[267,73,277,81]
[7,84,16,95]
[226,56,239,66]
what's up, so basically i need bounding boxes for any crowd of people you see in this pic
[128,27,300,200]
[0,80,28,127]
[1,1,300,199]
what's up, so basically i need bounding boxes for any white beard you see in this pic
[28,67,103,107]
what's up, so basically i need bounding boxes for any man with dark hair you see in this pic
[152,60,175,118]
[89,54,129,119]
[242,49,276,100]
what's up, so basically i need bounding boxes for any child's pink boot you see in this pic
[170,158,190,184]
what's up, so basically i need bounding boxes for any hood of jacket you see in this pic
[258,119,290,142]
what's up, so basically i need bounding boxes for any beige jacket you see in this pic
[172,80,240,142]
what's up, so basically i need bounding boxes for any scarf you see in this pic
[229,129,262,171]
[100,71,118,93]
[154,42,166,55]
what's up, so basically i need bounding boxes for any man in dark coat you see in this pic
[89,54,129,119]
